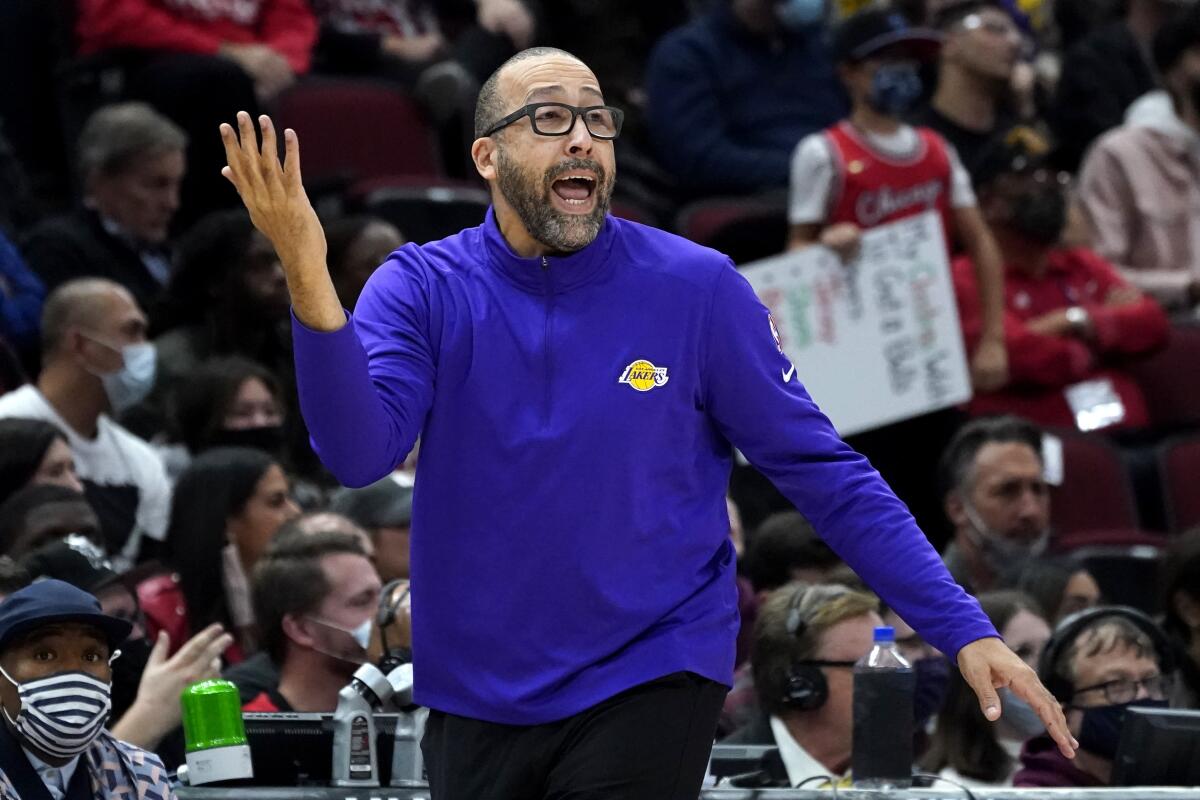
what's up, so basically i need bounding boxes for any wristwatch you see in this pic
[1065,306,1090,332]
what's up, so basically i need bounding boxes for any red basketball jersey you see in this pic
[824,121,955,246]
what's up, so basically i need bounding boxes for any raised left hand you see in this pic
[958,637,1078,759]
[970,336,1009,392]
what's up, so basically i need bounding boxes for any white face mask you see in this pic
[82,334,157,414]
[305,616,373,664]
[1,666,113,759]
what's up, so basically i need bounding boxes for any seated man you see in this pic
[725,582,882,787]
[1076,5,1200,312]
[21,104,186,313]
[0,579,175,799]
[0,280,170,566]
[952,128,1169,431]
[240,529,382,712]
[937,415,1050,593]
[644,0,846,195]
[1016,606,1173,787]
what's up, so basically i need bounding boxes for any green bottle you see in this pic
[180,679,254,785]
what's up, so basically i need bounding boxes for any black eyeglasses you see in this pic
[484,103,624,140]
[1074,675,1169,705]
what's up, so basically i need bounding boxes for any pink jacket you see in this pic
[1077,92,1200,310]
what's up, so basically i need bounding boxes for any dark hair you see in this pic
[168,356,282,452]
[938,415,1043,497]
[0,418,68,504]
[1153,3,1200,75]
[743,511,840,593]
[0,556,31,597]
[166,447,276,632]
[1163,529,1200,645]
[1009,557,1086,624]
[253,529,368,664]
[157,210,258,330]
[921,590,1045,782]
[329,479,413,531]
[0,484,93,558]
[474,47,585,139]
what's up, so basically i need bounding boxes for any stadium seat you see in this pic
[674,197,789,265]
[275,80,441,190]
[1127,321,1200,430]
[1159,435,1200,534]
[355,179,490,245]
[1049,430,1140,536]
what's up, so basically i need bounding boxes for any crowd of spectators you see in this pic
[0,0,1199,791]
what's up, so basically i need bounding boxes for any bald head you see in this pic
[474,47,590,139]
[40,279,138,359]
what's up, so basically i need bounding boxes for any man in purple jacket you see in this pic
[220,46,1075,799]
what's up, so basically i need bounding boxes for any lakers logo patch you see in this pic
[619,359,669,392]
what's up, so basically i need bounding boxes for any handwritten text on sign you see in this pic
[741,211,971,437]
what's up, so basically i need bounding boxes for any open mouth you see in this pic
[551,174,596,206]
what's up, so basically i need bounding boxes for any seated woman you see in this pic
[158,356,287,479]
[921,590,1052,788]
[0,417,83,503]
[137,447,300,662]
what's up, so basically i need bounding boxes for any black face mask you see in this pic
[1008,185,1067,246]
[109,636,154,720]
[206,425,285,456]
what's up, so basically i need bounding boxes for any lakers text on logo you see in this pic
[618,359,669,392]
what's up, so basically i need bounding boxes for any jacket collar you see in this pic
[482,206,617,295]
[0,722,56,800]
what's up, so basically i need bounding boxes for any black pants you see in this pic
[421,671,726,800]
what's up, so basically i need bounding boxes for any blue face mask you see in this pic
[775,0,825,30]
[999,686,1045,740]
[1076,699,1169,760]
[868,62,924,116]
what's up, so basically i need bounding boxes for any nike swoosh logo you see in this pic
[782,363,795,383]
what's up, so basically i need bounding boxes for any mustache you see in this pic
[544,158,608,186]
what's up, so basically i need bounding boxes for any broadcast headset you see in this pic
[781,583,860,711]
[1036,605,1175,704]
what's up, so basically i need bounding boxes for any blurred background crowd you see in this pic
[1,0,1200,789]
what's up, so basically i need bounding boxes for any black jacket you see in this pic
[20,211,165,313]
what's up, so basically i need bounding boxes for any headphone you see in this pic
[376,578,412,673]
[1036,605,1175,704]
[781,584,853,711]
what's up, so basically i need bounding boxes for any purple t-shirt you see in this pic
[291,208,996,724]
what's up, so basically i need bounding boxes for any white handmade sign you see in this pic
[741,211,972,436]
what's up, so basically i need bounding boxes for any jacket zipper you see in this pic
[542,256,553,424]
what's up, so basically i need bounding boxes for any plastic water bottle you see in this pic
[852,625,915,790]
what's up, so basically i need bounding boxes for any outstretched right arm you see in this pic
[221,112,432,486]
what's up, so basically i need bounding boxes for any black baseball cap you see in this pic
[971,125,1054,188]
[0,579,131,652]
[21,539,124,598]
[832,8,943,64]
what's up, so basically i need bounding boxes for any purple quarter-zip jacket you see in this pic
[291,208,997,725]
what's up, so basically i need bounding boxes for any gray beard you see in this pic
[495,149,613,253]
